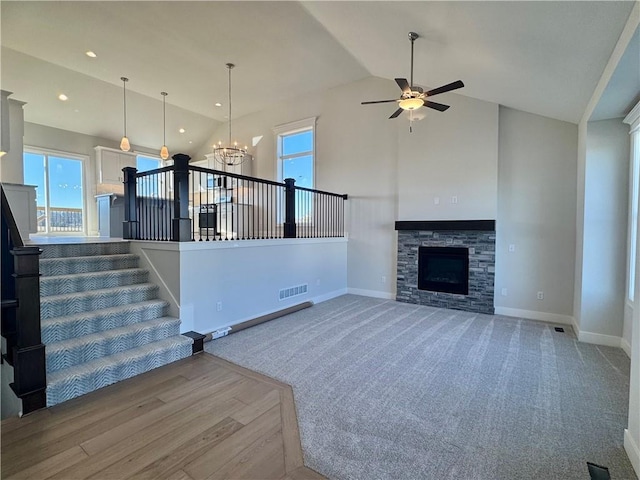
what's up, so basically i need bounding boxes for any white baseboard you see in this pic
[576,330,624,348]
[312,288,348,304]
[624,429,640,480]
[347,288,395,300]
[494,307,574,326]
[621,337,633,358]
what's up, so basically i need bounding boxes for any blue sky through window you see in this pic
[24,152,83,208]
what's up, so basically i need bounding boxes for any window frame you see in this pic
[23,145,89,236]
[624,101,640,304]
[273,117,316,187]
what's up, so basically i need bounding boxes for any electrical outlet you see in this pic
[381,275,386,284]
[434,196,440,205]
[316,278,321,286]
[216,301,223,311]
[537,291,544,300]
[451,195,458,204]
[509,244,516,253]
[501,288,508,296]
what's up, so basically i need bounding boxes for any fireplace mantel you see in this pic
[395,220,495,231]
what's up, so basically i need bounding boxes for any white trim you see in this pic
[624,100,640,132]
[312,288,348,305]
[347,288,396,300]
[621,337,633,358]
[494,306,574,326]
[273,117,317,136]
[624,429,640,479]
[577,330,624,348]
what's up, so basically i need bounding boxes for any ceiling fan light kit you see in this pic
[361,31,465,131]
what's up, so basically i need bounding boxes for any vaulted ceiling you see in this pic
[1,1,636,155]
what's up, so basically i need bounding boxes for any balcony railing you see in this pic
[37,207,83,233]
[123,154,348,242]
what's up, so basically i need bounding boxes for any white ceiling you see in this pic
[1,1,637,156]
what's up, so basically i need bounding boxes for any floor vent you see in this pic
[587,462,610,480]
[554,327,565,333]
[279,284,308,301]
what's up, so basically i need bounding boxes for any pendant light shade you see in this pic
[160,91,169,160]
[120,77,130,152]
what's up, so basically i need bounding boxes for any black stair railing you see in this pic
[122,154,348,242]
[1,185,46,415]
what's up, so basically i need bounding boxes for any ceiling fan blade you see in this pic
[389,108,404,119]
[395,78,411,94]
[361,99,399,105]
[424,101,450,112]
[425,80,464,97]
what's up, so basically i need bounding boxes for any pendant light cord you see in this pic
[162,92,167,145]
[121,77,128,137]
[227,64,233,144]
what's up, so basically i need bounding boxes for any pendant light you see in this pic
[119,77,131,152]
[160,91,169,160]
[213,63,247,167]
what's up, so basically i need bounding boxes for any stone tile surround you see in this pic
[396,222,496,314]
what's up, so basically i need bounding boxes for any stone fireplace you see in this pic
[395,220,496,314]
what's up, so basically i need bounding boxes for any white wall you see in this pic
[496,107,578,322]
[0,98,25,184]
[397,95,498,221]
[131,238,347,334]
[579,119,630,341]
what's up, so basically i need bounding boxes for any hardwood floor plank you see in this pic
[281,387,304,473]
[206,429,285,480]
[2,374,189,448]
[183,404,281,479]
[280,466,327,480]
[50,397,244,480]
[231,388,281,425]
[80,377,250,456]
[2,354,321,480]
[4,445,88,480]
[128,417,244,480]
[1,397,165,476]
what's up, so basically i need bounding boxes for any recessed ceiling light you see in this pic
[58,94,68,101]
[189,141,193,144]
[85,51,97,58]
[215,102,222,107]
[179,128,186,134]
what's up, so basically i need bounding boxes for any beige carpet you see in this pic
[206,294,636,480]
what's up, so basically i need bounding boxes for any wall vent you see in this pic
[279,284,308,301]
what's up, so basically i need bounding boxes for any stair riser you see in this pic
[39,243,130,259]
[41,301,169,344]
[40,270,149,297]
[46,341,192,407]
[40,256,139,276]
[46,320,181,373]
[41,286,159,320]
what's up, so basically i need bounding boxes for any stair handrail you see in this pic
[1,183,47,415]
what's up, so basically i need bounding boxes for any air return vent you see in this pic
[279,284,308,301]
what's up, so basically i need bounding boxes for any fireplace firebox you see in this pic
[418,246,469,295]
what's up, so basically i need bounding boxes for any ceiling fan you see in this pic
[362,32,464,127]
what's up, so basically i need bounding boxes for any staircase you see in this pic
[38,241,192,407]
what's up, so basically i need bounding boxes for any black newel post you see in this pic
[11,246,47,414]
[122,166,138,239]
[284,177,296,238]
[172,153,192,242]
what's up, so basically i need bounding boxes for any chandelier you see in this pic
[213,63,247,167]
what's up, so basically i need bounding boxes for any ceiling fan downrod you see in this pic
[409,32,419,89]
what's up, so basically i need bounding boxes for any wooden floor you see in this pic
[1,353,325,480]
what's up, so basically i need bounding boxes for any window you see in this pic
[274,117,315,223]
[136,154,162,173]
[23,148,86,234]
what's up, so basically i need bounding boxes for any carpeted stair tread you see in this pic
[46,317,181,373]
[41,299,169,344]
[40,283,159,319]
[40,268,149,297]
[38,242,130,259]
[46,335,193,407]
[39,253,139,276]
